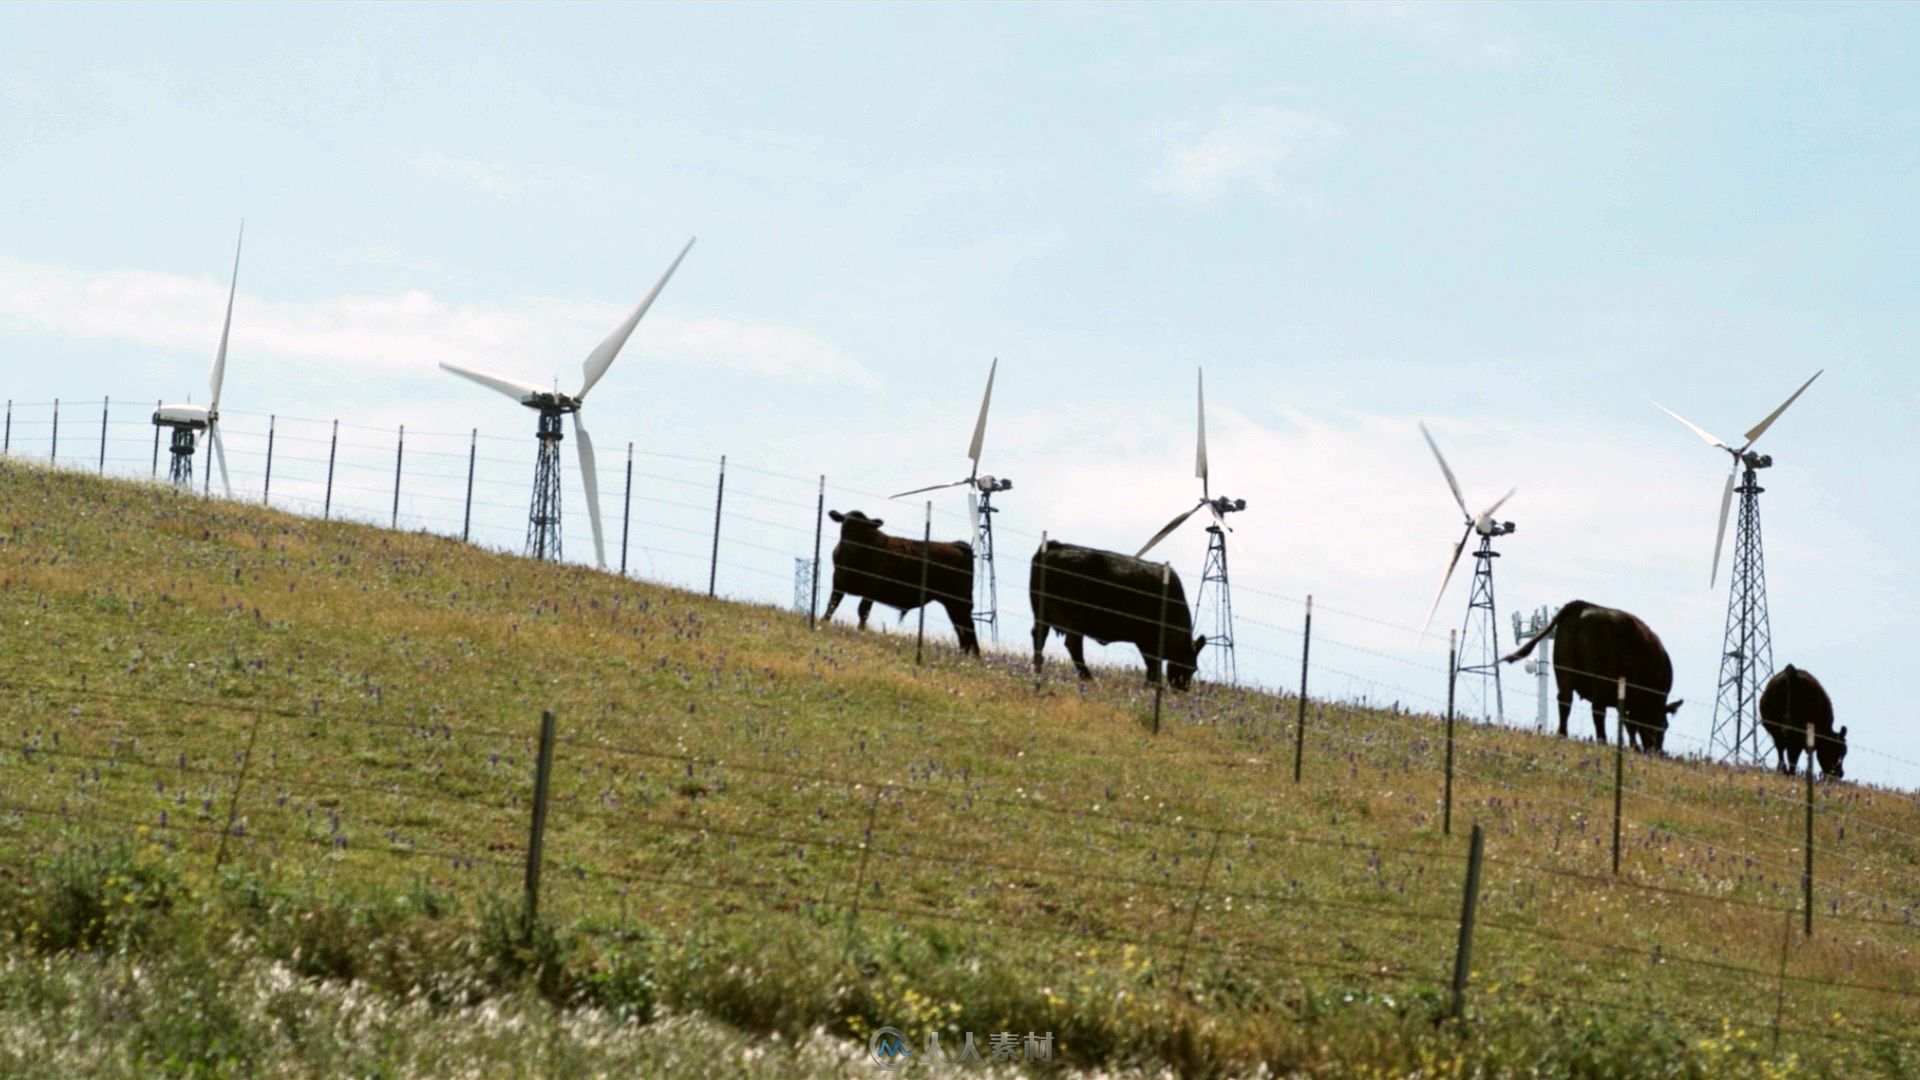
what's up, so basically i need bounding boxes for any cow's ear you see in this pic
[1840,725,1849,738]
[828,510,845,523]
[1666,699,1685,716]
[871,518,884,529]
[1192,635,1207,655]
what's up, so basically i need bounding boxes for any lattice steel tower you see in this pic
[1710,458,1774,764]
[1455,537,1506,724]
[972,486,1006,643]
[526,404,572,562]
[1194,516,1240,685]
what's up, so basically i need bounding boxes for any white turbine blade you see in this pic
[890,478,969,499]
[1421,525,1474,637]
[1477,486,1517,522]
[578,235,696,400]
[1207,500,1229,532]
[439,362,546,404]
[209,422,232,498]
[1710,467,1735,588]
[1740,369,1822,448]
[573,411,606,570]
[209,222,243,412]
[1649,398,1729,450]
[1136,502,1202,557]
[1419,423,1469,519]
[967,357,996,468]
[968,492,980,538]
[1195,368,1209,484]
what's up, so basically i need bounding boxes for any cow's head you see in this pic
[1166,635,1207,691]
[828,509,884,539]
[1817,725,1848,780]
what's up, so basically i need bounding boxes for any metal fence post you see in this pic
[50,398,58,461]
[1448,823,1486,1021]
[461,429,477,542]
[1804,719,1815,937]
[619,442,633,575]
[1034,531,1049,691]
[1294,595,1312,783]
[1444,629,1458,837]
[1613,675,1626,876]
[214,711,264,871]
[809,475,825,627]
[914,500,931,666]
[390,425,404,529]
[1172,830,1223,992]
[708,454,726,597]
[150,400,160,476]
[323,420,338,520]
[4,399,11,455]
[524,710,557,931]
[1153,562,1171,735]
[843,784,883,953]
[262,414,275,504]
[98,397,108,473]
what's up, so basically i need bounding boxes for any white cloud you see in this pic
[407,150,608,200]
[1148,104,1341,204]
[0,253,877,390]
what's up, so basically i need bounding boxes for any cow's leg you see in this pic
[857,598,874,630]
[1591,700,1608,743]
[1064,634,1093,681]
[823,589,845,621]
[1776,745,1790,776]
[941,600,980,656]
[1031,623,1049,675]
[1556,685,1574,738]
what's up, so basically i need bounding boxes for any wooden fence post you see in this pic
[1444,629,1458,837]
[808,475,825,627]
[1294,596,1312,783]
[524,710,557,932]
[914,501,931,665]
[1449,823,1486,1020]
[708,455,726,597]
[1613,675,1626,876]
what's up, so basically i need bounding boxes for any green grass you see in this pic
[2,460,1918,1078]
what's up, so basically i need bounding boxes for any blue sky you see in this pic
[1,3,1914,785]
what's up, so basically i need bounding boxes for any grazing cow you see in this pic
[1760,665,1846,780]
[1029,539,1205,690]
[1502,600,1682,751]
[822,510,979,655]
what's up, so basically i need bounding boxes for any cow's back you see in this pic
[1555,600,1673,695]
[1760,665,1833,737]
[1031,541,1190,647]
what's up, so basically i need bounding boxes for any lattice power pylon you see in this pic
[526,406,569,562]
[1710,462,1773,765]
[1455,536,1505,724]
[973,487,1002,643]
[1195,521,1237,685]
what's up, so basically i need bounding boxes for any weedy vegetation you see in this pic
[1,462,1917,1077]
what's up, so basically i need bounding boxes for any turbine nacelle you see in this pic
[1208,496,1247,517]
[1474,516,1515,538]
[974,475,1013,494]
[153,404,212,430]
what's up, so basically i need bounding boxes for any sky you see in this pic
[1,3,1914,786]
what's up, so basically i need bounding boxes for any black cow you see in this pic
[1029,539,1205,690]
[822,510,979,655]
[1760,665,1846,780]
[1502,600,1683,751]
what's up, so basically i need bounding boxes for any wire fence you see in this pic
[0,675,1916,1064]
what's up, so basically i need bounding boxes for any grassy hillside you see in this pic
[2,460,1917,1078]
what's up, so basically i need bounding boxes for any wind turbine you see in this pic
[1137,369,1245,683]
[890,358,1012,640]
[152,224,243,495]
[1650,369,1821,765]
[1418,423,1516,724]
[440,237,694,569]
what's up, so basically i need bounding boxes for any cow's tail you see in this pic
[1502,602,1576,664]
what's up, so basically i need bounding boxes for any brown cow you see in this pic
[823,510,979,655]
[1760,665,1846,779]
[1502,599,1682,751]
